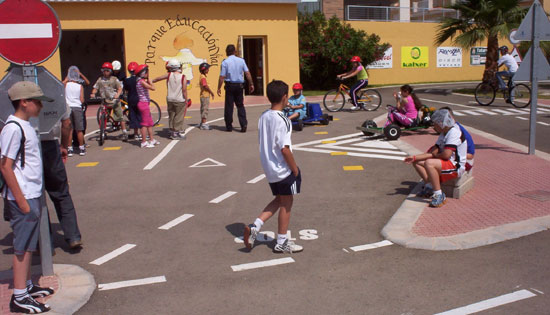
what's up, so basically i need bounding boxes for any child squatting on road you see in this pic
[243,80,303,254]
[2,82,55,313]
[404,109,467,208]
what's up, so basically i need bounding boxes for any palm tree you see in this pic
[435,0,526,82]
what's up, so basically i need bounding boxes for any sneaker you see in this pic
[200,124,210,130]
[67,147,74,157]
[169,132,178,140]
[150,139,160,146]
[243,224,258,250]
[273,239,303,253]
[122,133,128,142]
[416,185,433,198]
[79,148,86,156]
[430,192,447,208]
[350,106,360,111]
[28,285,55,298]
[10,295,50,313]
[177,132,187,140]
[140,142,154,148]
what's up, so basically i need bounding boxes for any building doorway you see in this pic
[59,30,125,101]
[242,37,265,96]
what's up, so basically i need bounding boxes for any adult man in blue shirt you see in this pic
[217,44,254,132]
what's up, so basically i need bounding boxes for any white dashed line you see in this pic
[158,214,194,230]
[349,240,393,252]
[231,257,295,272]
[98,276,166,291]
[209,191,237,203]
[434,289,537,315]
[473,109,498,115]
[90,244,136,265]
[247,174,266,184]
[491,109,516,115]
[460,110,482,116]
[537,121,550,126]
[450,111,466,116]
[516,117,529,121]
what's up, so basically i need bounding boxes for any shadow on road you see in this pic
[387,181,417,196]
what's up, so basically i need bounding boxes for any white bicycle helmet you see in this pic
[112,60,122,71]
[166,59,181,72]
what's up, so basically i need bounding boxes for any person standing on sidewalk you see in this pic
[243,80,303,253]
[217,44,254,132]
[2,82,54,313]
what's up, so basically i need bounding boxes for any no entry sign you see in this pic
[0,0,61,65]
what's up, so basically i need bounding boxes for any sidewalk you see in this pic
[0,264,95,314]
[383,123,550,250]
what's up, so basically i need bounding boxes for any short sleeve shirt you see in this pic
[220,55,249,83]
[93,76,121,104]
[258,110,293,183]
[200,74,210,98]
[1,115,43,200]
[288,95,307,116]
[435,124,467,172]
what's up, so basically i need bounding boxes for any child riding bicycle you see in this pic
[90,62,128,141]
[336,56,368,110]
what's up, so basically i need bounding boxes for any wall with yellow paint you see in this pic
[0,2,299,103]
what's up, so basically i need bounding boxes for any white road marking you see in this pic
[295,146,406,160]
[0,23,52,39]
[98,276,166,291]
[473,109,498,115]
[538,107,550,111]
[538,121,550,126]
[209,191,237,203]
[491,109,516,115]
[460,110,482,116]
[342,248,350,253]
[85,129,99,138]
[231,257,295,272]
[451,111,466,116]
[247,174,266,184]
[506,108,529,114]
[530,288,544,295]
[420,98,472,109]
[294,132,363,148]
[351,140,398,149]
[434,289,537,315]
[349,240,393,252]
[158,214,194,230]
[516,117,529,121]
[90,244,136,265]
[143,140,179,170]
[189,158,226,168]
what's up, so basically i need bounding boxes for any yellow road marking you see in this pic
[103,147,121,151]
[77,162,99,167]
[315,131,328,135]
[321,140,336,144]
[184,116,192,119]
[333,118,340,121]
[343,165,363,171]
[155,124,165,127]
[331,152,348,156]
[314,125,327,127]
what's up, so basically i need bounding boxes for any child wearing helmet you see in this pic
[91,62,128,141]
[123,61,142,140]
[135,64,159,147]
[336,56,369,110]
[285,83,307,121]
[404,109,468,208]
[152,59,188,139]
[198,62,214,130]
[112,60,126,82]
[496,45,518,102]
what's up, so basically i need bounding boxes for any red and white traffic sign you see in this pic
[0,0,61,65]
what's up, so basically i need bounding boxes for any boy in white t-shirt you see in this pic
[404,109,467,207]
[243,80,303,253]
[1,81,54,313]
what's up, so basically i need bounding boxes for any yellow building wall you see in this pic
[0,2,299,103]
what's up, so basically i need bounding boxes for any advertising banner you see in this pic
[437,47,462,68]
[401,46,428,68]
[470,47,487,65]
[368,47,392,69]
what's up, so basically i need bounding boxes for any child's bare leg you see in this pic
[148,127,154,141]
[13,252,32,289]
[424,159,442,190]
[140,126,147,143]
[77,131,85,147]
[258,196,281,223]
[288,113,299,121]
[277,195,293,235]
[412,160,429,182]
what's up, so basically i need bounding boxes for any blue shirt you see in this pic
[220,55,249,83]
[457,122,475,155]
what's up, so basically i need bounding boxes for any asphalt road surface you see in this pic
[1,83,549,314]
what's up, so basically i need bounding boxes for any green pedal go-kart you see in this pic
[356,106,436,140]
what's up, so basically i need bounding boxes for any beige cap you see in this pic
[8,81,54,102]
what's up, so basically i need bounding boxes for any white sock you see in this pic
[433,189,442,196]
[122,130,127,134]
[68,146,73,150]
[79,145,85,150]
[254,218,264,230]
[277,234,287,245]
[14,288,29,300]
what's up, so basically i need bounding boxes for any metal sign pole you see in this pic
[21,64,54,276]
[528,2,539,155]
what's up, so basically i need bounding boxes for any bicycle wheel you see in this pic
[510,83,531,108]
[150,99,162,125]
[474,82,496,106]
[323,90,345,112]
[359,89,382,111]
[96,106,102,125]
[98,113,106,146]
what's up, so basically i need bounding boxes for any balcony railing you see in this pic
[346,5,459,22]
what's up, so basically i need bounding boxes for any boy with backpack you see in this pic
[2,81,54,313]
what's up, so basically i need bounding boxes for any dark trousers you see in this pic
[224,83,247,129]
[41,140,81,243]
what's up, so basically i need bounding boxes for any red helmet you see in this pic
[350,56,361,63]
[101,62,113,70]
[135,64,148,76]
[292,83,303,90]
[127,61,138,72]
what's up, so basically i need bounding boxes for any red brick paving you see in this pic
[399,129,550,237]
[0,272,59,314]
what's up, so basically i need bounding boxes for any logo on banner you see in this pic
[367,47,392,69]
[437,47,462,68]
[401,46,428,68]
[470,47,487,65]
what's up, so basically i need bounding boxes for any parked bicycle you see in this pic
[474,70,531,108]
[323,81,382,112]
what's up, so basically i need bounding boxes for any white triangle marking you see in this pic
[189,158,226,168]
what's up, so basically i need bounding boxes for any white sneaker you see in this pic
[141,142,154,148]
[149,139,160,146]
[350,106,360,111]
[177,132,187,140]
[273,240,303,253]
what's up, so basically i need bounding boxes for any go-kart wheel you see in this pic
[361,120,377,136]
[320,114,329,125]
[384,124,401,140]
[295,119,304,131]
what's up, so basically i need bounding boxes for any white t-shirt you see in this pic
[435,123,467,175]
[258,110,292,183]
[65,81,82,108]
[1,115,43,200]
[498,54,518,72]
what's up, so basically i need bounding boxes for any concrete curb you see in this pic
[47,264,95,315]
